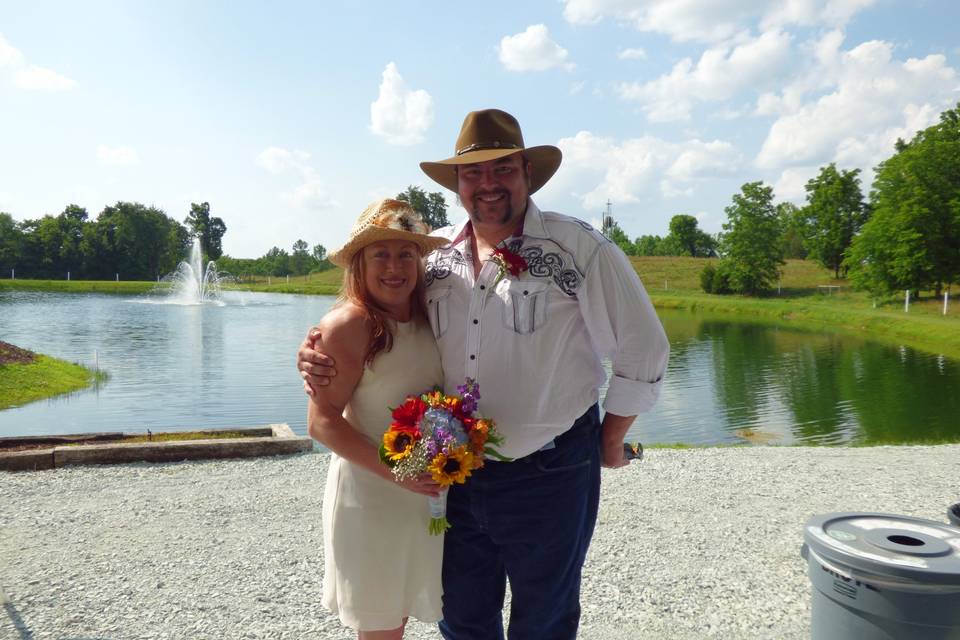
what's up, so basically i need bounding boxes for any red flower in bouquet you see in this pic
[391,396,428,428]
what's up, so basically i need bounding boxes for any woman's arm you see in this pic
[307,306,439,497]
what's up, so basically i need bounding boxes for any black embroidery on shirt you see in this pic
[515,245,583,296]
[425,248,466,286]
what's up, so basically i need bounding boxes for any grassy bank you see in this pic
[4,258,957,358]
[0,344,105,410]
[0,279,158,295]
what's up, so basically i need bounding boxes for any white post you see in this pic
[904,289,910,312]
[10,268,14,279]
[67,271,71,281]
[945,291,950,316]
[116,273,119,282]
[778,280,781,295]
[268,277,271,285]
[287,275,290,284]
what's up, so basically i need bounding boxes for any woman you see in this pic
[308,198,449,639]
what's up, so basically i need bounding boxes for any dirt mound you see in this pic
[0,341,37,365]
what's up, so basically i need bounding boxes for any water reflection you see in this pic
[1,292,958,446]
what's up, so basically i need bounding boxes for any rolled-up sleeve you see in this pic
[578,241,670,416]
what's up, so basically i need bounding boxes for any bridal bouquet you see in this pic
[379,379,508,535]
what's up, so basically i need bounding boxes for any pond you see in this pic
[1,290,958,446]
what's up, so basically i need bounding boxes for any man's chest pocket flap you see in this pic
[426,286,453,339]
[500,280,549,335]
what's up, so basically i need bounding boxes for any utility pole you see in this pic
[601,200,614,237]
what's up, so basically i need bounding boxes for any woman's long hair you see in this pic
[338,248,429,367]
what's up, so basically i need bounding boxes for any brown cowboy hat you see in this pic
[328,199,449,268]
[420,109,562,194]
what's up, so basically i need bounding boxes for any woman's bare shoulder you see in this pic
[317,303,369,358]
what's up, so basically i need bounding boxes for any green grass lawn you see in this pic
[0,352,105,410]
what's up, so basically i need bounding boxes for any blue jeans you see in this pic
[438,404,602,640]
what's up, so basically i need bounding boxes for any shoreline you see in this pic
[3,275,957,361]
[3,445,958,639]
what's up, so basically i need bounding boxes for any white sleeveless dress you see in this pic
[321,320,445,631]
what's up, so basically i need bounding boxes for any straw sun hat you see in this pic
[328,198,449,268]
[420,109,562,194]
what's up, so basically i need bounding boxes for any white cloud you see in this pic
[0,34,25,67]
[756,40,958,172]
[772,166,815,203]
[256,147,311,174]
[369,62,433,145]
[618,47,647,60]
[0,32,76,91]
[562,0,876,43]
[552,130,742,210]
[618,29,793,121]
[14,65,76,91]
[256,147,336,211]
[498,24,575,72]
[97,145,140,166]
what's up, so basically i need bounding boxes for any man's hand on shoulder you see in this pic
[297,306,366,396]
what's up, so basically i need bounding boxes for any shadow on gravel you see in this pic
[4,601,34,640]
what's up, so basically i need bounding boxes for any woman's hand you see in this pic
[394,473,443,497]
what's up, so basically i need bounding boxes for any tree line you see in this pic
[605,103,960,299]
[0,185,451,281]
[0,202,226,281]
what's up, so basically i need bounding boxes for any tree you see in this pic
[602,220,637,256]
[800,164,868,278]
[93,202,189,279]
[312,244,332,272]
[184,202,227,260]
[668,215,700,256]
[776,202,808,260]
[290,239,312,275]
[716,181,785,295]
[0,213,24,275]
[846,104,960,298]
[635,235,662,256]
[396,186,449,230]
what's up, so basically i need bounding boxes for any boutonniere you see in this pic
[490,246,528,285]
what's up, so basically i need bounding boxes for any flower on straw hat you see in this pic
[328,198,449,268]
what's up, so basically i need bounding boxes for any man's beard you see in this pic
[466,189,513,225]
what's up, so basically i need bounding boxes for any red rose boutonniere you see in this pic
[490,247,528,285]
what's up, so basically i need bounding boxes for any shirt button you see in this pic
[470,355,476,360]
[479,285,486,290]
[523,290,529,296]
[473,319,479,324]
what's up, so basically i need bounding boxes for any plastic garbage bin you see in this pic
[802,512,960,639]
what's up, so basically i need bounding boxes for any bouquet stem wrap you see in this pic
[427,488,450,536]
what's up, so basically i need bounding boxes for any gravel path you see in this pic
[2,446,958,639]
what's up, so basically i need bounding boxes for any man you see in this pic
[299,109,669,639]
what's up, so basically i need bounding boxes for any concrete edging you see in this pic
[0,424,313,472]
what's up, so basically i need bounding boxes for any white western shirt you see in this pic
[424,200,670,459]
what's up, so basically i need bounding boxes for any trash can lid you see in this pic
[804,512,960,586]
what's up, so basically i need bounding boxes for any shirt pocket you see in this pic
[500,280,549,335]
[426,286,453,339]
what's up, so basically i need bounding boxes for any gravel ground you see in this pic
[2,445,959,640]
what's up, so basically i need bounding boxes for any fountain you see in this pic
[161,238,225,305]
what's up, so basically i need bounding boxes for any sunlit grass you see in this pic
[0,354,106,409]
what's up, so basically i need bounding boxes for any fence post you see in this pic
[116,273,119,282]
[904,289,910,312]
[10,269,13,279]
[67,271,71,281]
[946,291,950,316]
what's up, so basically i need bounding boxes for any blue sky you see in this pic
[1,1,958,258]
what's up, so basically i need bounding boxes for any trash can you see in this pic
[802,512,960,639]
[949,503,960,529]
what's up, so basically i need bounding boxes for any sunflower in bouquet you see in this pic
[379,379,508,535]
